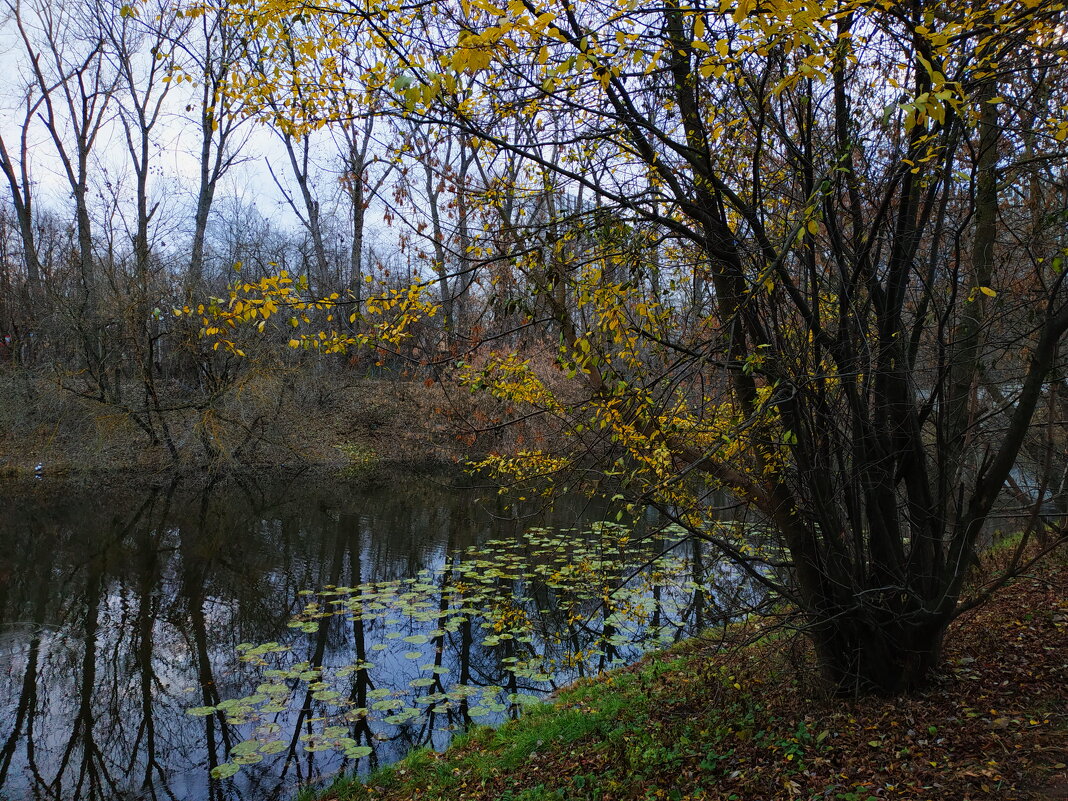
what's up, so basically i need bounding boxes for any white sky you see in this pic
[0,5,398,268]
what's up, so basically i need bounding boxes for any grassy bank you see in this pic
[309,546,1067,801]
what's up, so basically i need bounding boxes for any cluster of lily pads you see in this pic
[189,522,719,780]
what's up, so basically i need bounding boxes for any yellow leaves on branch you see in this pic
[459,352,562,411]
[968,285,998,302]
[178,271,439,356]
[195,0,1066,153]
[469,450,573,493]
[177,0,1067,507]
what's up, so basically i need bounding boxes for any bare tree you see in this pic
[94,0,187,455]
[0,88,45,293]
[7,0,119,395]
[166,0,250,287]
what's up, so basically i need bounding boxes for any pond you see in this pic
[0,468,743,801]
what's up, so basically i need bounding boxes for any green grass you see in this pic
[314,648,769,801]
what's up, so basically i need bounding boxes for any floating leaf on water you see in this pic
[383,708,421,724]
[447,684,479,699]
[187,706,216,717]
[259,740,287,754]
[467,706,491,717]
[230,740,261,757]
[312,690,341,702]
[210,762,241,780]
[345,745,373,759]
[233,752,263,765]
[508,693,542,707]
[205,520,711,753]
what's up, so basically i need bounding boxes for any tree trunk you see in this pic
[809,608,947,695]
[188,108,217,286]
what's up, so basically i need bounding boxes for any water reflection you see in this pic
[0,470,666,800]
[0,471,742,801]
[0,471,520,799]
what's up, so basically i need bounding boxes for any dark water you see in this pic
[0,469,715,801]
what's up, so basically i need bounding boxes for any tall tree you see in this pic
[167,0,251,287]
[224,0,1068,693]
[8,0,118,393]
[0,88,45,294]
[96,0,185,454]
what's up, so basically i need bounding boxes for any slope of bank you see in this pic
[311,545,1067,801]
[0,366,472,476]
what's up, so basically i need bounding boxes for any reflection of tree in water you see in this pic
[0,471,745,800]
[204,521,762,786]
[0,469,514,801]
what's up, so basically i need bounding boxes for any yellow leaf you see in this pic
[978,286,996,297]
